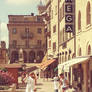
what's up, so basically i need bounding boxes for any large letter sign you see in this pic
[65,0,75,33]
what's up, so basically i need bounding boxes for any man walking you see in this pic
[53,75,59,92]
[59,73,69,92]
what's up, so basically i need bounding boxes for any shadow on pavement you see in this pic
[36,83,43,85]
[36,87,42,89]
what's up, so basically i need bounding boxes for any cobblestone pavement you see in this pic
[16,78,54,92]
[36,78,54,92]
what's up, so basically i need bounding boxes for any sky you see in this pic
[0,0,45,48]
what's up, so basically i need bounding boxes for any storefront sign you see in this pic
[65,0,75,34]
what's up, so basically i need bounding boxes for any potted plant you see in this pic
[0,69,16,92]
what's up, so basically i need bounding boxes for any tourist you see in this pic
[24,72,35,92]
[59,73,69,92]
[53,74,59,92]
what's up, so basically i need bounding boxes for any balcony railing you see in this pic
[21,33,33,39]
[9,44,46,49]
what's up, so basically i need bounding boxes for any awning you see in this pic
[41,53,48,63]
[58,56,91,73]
[40,59,56,70]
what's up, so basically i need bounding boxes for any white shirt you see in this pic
[26,76,35,92]
[54,77,59,89]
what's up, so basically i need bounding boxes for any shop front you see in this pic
[58,56,92,92]
[39,59,58,78]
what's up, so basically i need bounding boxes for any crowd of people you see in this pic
[20,71,73,92]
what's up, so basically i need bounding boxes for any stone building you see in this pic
[44,0,92,92]
[7,14,46,63]
[58,0,92,92]
[0,41,9,64]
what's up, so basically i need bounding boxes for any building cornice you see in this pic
[7,23,45,27]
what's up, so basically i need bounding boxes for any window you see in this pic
[37,28,42,34]
[60,3,65,21]
[62,56,64,63]
[12,40,17,47]
[62,28,68,42]
[12,28,17,34]
[53,25,56,33]
[0,50,2,56]
[55,5,57,15]
[53,42,56,52]
[37,16,41,22]
[79,48,82,56]
[25,28,29,38]
[51,10,53,19]
[37,40,42,46]
[25,28,29,32]
[12,18,16,21]
[49,40,51,48]
[78,11,81,30]
[88,45,91,55]
[86,2,91,25]
[63,28,65,42]
[59,30,64,44]
[25,40,29,48]
[68,55,70,60]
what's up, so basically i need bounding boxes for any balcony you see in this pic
[9,44,45,49]
[21,33,33,39]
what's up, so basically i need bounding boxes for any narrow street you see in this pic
[36,78,54,92]
[16,78,54,92]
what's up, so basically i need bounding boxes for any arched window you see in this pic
[79,48,82,56]
[62,56,64,63]
[23,51,27,63]
[11,51,19,63]
[29,51,35,63]
[68,55,71,60]
[86,2,91,25]
[37,51,44,63]
[88,45,91,55]
[78,11,81,30]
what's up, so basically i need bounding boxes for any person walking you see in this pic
[59,73,69,92]
[24,73,35,92]
[53,75,59,92]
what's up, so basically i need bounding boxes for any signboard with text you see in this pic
[65,0,75,34]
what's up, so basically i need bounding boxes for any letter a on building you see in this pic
[65,25,73,32]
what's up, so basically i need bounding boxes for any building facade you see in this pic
[58,0,92,92]
[7,14,46,63]
[45,0,92,92]
[0,41,9,64]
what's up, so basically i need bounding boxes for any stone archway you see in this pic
[11,51,19,63]
[23,51,27,63]
[29,51,35,63]
[37,51,44,63]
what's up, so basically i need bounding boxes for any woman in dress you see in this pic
[24,73,35,92]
